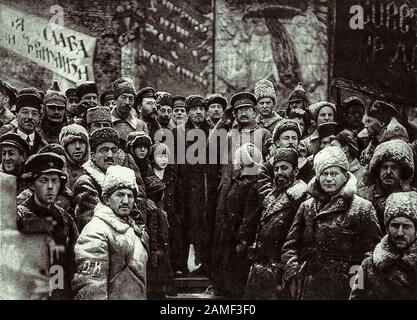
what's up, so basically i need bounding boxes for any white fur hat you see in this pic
[254,79,276,102]
[102,165,138,197]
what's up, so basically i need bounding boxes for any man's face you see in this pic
[105,188,134,217]
[31,173,61,206]
[81,93,98,103]
[273,160,296,190]
[317,106,334,125]
[103,99,116,108]
[154,153,168,170]
[45,104,66,123]
[207,103,224,121]
[379,160,402,188]
[346,105,364,130]
[173,107,187,124]
[157,105,173,125]
[134,145,149,160]
[235,106,256,126]
[89,121,111,134]
[363,115,384,137]
[257,97,274,118]
[320,136,333,150]
[92,142,118,170]
[116,93,135,114]
[188,106,206,125]
[288,100,304,111]
[319,166,347,196]
[141,97,157,117]
[277,130,299,149]
[388,216,416,250]
[1,146,25,175]
[67,97,78,116]
[17,106,41,134]
[66,139,87,163]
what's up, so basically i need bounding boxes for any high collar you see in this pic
[307,171,357,200]
[261,180,307,222]
[373,235,417,271]
[82,159,106,186]
[111,108,139,130]
[94,202,142,236]
[256,112,282,127]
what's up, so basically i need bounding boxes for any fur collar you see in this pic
[256,112,282,128]
[373,235,417,270]
[262,180,307,222]
[82,159,106,187]
[307,171,357,200]
[94,202,140,235]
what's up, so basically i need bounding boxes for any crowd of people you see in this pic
[1,76,417,300]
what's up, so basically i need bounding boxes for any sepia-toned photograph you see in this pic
[1,0,417,306]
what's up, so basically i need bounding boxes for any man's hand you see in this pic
[221,105,235,125]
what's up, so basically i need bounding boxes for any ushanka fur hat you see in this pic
[370,140,414,179]
[86,106,112,124]
[102,165,138,198]
[384,191,417,227]
[272,147,298,167]
[272,119,301,143]
[254,79,276,102]
[16,87,43,112]
[314,146,349,177]
[90,127,120,152]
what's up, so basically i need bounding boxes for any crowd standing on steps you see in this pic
[2,76,417,300]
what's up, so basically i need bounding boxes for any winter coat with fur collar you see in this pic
[281,172,382,299]
[72,203,149,300]
[350,235,417,300]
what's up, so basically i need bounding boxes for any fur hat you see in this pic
[272,119,301,143]
[0,133,30,157]
[254,79,276,102]
[59,124,89,149]
[127,131,152,152]
[76,81,98,101]
[156,91,173,108]
[206,93,227,110]
[288,108,311,128]
[382,117,409,142]
[384,191,417,227]
[86,106,112,124]
[185,94,206,112]
[233,143,262,170]
[90,127,120,152]
[16,87,43,112]
[113,77,136,100]
[272,147,298,168]
[314,146,349,177]
[102,165,138,198]
[288,82,307,103]
[370,140,414,179]
[368,100,398,125]
[308,101,336,121]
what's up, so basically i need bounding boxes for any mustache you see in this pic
[105,157,115,162]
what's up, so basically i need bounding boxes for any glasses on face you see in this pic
[98,147,119,155]
[236,107,253,115]
[20,109,40,117]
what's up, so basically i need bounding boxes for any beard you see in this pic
[273,175,295,194]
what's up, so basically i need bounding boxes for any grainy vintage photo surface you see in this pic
[1,0,417,306]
